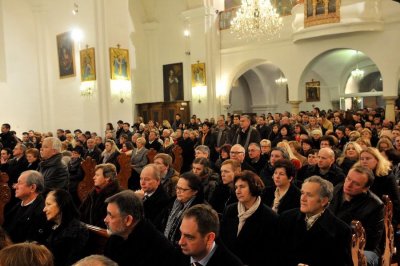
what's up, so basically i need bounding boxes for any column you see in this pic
[0,0,5,81]
[289,101,302,115]
[383,96,397,122]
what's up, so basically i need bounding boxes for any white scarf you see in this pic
[237,196,261,236]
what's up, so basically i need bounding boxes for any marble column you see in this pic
[289,101,302,115]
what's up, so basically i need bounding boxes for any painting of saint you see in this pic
[56,32,75,78]
[163,63,183,102]
[191,62,206,87]
[109,47,130,80]
[80,47,96,81]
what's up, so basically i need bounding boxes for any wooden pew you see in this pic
[351,220,367,266]
[382,195,396,266]
[116,153,131,190]
[147,148,157,164]
[83,223,109,255]
[171,145,183,173]
[77,157,97,203]
[0,172,11,225]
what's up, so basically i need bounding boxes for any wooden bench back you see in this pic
[147,148,157,164]
[77,157,97,202]
[0,172,10,225]
[171,145,183,173]
[83,223,109,255]
[381,195,395,266]
[351,220,367,266]
[116,153,131,189]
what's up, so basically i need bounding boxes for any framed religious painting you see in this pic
[163,62,184,102]
[80,47,96,81]
[305,80,320,102]
[304,0,340,27]
[191,62,206,87]
[56,32,75,78]
[109,47,130,80]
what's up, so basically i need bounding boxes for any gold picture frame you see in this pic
[304,0,340,28]
[306,80,320,102]
[191,62,206,87]
[56,32,75,78]
[109,47,130,80]
[80,47,96,81]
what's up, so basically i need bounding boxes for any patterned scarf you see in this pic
[164,197,195,242]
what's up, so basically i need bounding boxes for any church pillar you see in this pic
[289,101,302,115]
[383,96,397,122]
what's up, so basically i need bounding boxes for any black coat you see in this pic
[3,195,50,244]
[0,132,17,149]
[220,202,278,266]
[104,220,180,266]
[263,184,301,214]
[100,151,120,172]
[277,208,353,266]
[143,185,171,225]
[46,219,89,266]
[329,184,384,255]
[79,180,121,228]
[26,160,39,170]
[38,153,69,191]
[232,126,261,150]
[178,138,195,173]
[84,147,102,164]
[6,156,28,185]
[298,163,345,186]
[209,184,237,215]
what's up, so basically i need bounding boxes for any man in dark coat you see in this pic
[232,115,261,152]
[329,166,384,265]
[277,176,353,266]
[38,137,69,191]
[178,129,195,173]
[79,163,121,228]
[0,123,17,150]
[3,170,50,244]
[137,164,170,225]
[179,204,243,266]
[104,190,180,266]
[84,138,102,164]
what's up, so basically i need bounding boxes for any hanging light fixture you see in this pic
[230,0,283,40]
[275,75,287,87]
[351,51,364,81]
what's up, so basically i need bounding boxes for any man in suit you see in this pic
[213,116,231,152]
[84,138,102,164]
[197,122,217,162]
[232,115,261,152]
[277,175,353,266]
[135,164,170,224]
[179,204,243,266]
[103,190,180,266]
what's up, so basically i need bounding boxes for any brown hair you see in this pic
[0,243,53,266]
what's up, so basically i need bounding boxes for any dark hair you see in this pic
[123,141,134,151]
[106,123,114,130]
[105,190,144,221]
[192,157,210,168]
[234,170,264,196]
[72,146,84,157]
[220,144,232,156]
[320,135,335,146]
[1,148,12,156]
[384,148,400,164]
[1,124,10,130]
[274,159,296,180]
[301,138,314,147]
[25,148,40,159]
[183,204,219,237]
[202,121,211,128]
[349,165,375,188]
[180,172,203,192]
[95,163,117,181]
[270,147,289,160]
[306,149,320,157]
[48,189,79,226]
[0,242,53,266]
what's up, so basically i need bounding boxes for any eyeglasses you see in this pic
[230,151,244,155]
[176,186,191,192]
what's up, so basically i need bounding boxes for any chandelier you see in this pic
[230,0,283,40]
[351,51,364,81]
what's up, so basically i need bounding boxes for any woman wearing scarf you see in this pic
[220,170,278,266]
[162,172,204,248]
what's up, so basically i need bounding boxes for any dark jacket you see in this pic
[145,139,162,151]
[46,219,89,266]
[26,160,39,170]
[263,184,301,214]
[84,147,102,164]
[143,185,171,225]
[329,184,384,255]
[220,202,278,266]
[38,153,69,191]
[197,132,217,162]
[3,194,50,244]
[6,156,28,185]
[100,151,120,171]
[161,168,179,199]
[79,180,121,228]
[209,184,237,215]
[298,163,345,186]
[68,157,84,192]
[277,208,353,266]
[0,132,17,149]
[246,154,268,175]
[104,220,180,266]
[232,126,261,150]
[178,138,195,173]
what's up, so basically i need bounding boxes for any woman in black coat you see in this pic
[263,159,300,214]
[43,189,88,266]
[220,170,278,266]
[25,148,40,170]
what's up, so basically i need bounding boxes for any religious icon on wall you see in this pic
[109,47,130,80]
[80,47,96,81]
[304,0,340,27]
[163,63,184,102]
[306,80,320,102]
[56,32,75,78]
[191,62,206,87]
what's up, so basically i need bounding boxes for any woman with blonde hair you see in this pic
[336,142,362,175]
[376,137,394,153]
[100,139,120,169]
[356,147,400,226]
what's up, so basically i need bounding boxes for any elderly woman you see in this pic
[162,172,204,247]
[356,147,400,226]
[221,170,278,266]
[263,159,300,215]
[129,137,148,190]
[44,189,88,266]
[336,142,363,175]
[25,148,40,170]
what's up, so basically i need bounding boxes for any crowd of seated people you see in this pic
[0,106,399,265]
